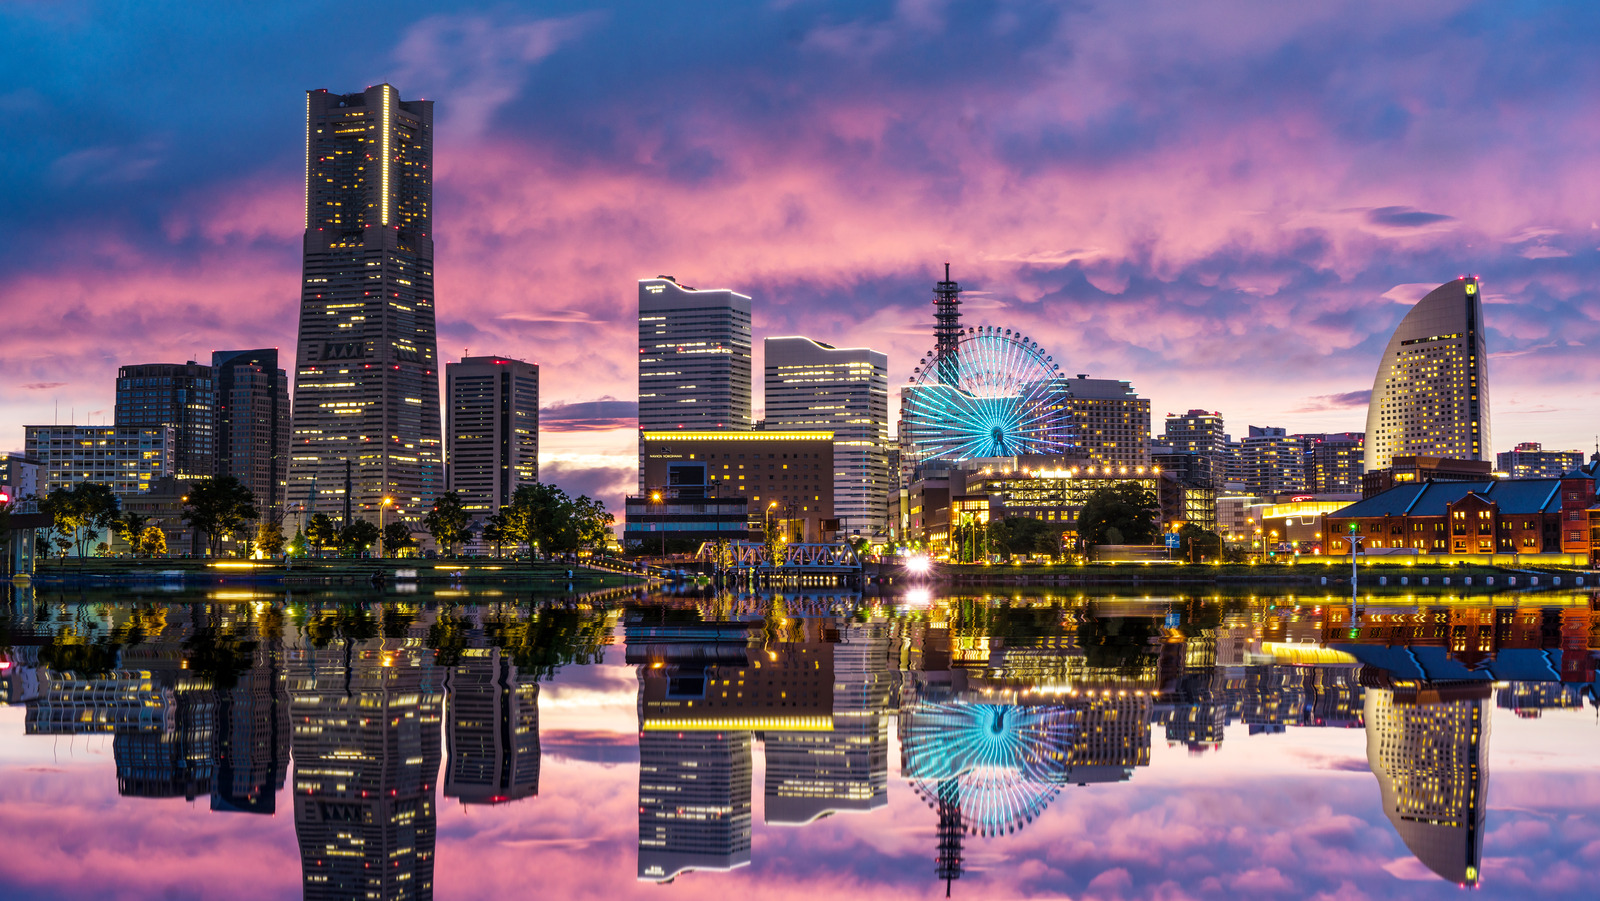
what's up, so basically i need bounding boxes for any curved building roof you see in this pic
[1364,278,1492,472]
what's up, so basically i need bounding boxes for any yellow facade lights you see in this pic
[642,431,834,441]
[379,85,391,226]
[643,716,833,732]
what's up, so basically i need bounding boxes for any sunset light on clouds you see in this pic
[5,0,1600,509]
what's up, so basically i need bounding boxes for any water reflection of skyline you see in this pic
[0,588,1596,897]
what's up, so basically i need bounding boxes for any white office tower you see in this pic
[445,356,539,518]
[765,337,890,538]
[638,276,752,489]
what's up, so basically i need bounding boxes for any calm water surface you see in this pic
[0,583,1596,900]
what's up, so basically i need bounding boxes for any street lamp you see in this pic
[378,497,393,559]
[651,490,665,558]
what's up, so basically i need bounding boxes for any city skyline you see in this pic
[5,2,1600,516]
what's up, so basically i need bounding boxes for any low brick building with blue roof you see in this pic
[1323,463,1598,566]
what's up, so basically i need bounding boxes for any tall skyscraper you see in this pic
[764,337,890,537]
[445,356,539,518]
[1364,688,1489,886]
[290,84,441,523]
[1057,376,1151,468]
[115,361,215,479]
[1364,277,1491,472]
[213,349,291,519]
[637,277,751,487]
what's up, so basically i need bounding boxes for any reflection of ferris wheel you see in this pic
[903,326,1068,461]
[903,701,1074,837]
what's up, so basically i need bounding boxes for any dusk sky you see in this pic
[5,0,1600,508]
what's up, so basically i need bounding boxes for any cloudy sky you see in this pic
[4,0,1600,508]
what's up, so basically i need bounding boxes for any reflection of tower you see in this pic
[935,777,963,895]
[933,264,962,386]
[1364,687,1489,887]
[444,648,540,805]
[292,641,443,901]
[114,679,215,799]
[212,645,290,814]
[764,620,889,824]
[637,730,753,882]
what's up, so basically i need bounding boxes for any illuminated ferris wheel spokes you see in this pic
[904,326,1066,461]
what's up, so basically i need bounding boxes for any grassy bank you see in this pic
[32,557,652,589]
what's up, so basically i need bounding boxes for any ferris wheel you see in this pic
[902,326,1068,462]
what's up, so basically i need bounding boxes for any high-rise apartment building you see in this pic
[1162,410,1228,459]
[637,277,752,486]
[24,426,174,495]
[1057,376,1151,468]
[445,356,539,518]
[1241,426,1305,495]
[1496,442,1584,479]
[115,362,215,479]
[1364,277,1491,472]
[764,337,889,537]
[290,84,441,523]
[212,349,291,519]
[1298,432,1364,493]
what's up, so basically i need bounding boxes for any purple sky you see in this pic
[4,1,1600,509]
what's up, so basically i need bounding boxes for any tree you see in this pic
[423,491,471,556]
[1077,481,1159,548]
[137,524,168,557]
[338,520,380,557]
[382,521,416,557]
[306,513,339,557]
[500,483,580,562]
[45,482,121,559]
[990,517,1063,561]
[1176,523,1223,562]
[482,511,508,559]
[114,511,149,553]
[574,495,615,553]
[182,476,259,556]
[256,519,286,557]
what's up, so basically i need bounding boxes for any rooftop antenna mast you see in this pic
[933,262,962,386]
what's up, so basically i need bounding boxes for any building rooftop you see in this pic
[1333,476,1588,518]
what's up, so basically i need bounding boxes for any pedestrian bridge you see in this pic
[693,541,862,572]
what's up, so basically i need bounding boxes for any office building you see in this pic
[211,644,289,815]
[1299,432,1364,493]
[444,648,540,805]
[1057,376,1150,468]
[1496,442,1584,480]
[445,356,539,517]
[637,276,752,489]
[290,83,442,523]
[1364,687,1489,887]
[115,361,215,479]
[1240,426,1304,495]
[638,430,834,541]
[1364,277,1491,472]
[1362,455,1494,497]
[23,426,174,495]
[212,349,291,519]
[764,337,890,537]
